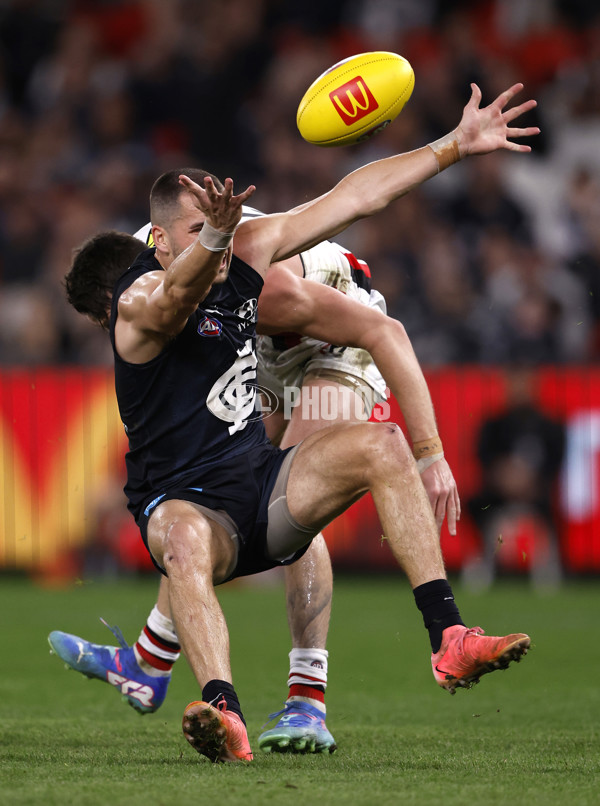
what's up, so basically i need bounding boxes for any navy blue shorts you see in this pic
[136,441,310,581]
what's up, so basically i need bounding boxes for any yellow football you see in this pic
[297,51,414,147]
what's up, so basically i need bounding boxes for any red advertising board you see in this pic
[0,367,598,575]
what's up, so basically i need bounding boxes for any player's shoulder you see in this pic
[120,269,164,302]
[115,271,165,331]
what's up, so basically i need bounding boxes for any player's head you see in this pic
[65,231,146,329]
[150,167,223,255]
[150,167,232,283]
[150,168,224,227]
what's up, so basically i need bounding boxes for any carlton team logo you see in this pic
[329,76,379,126]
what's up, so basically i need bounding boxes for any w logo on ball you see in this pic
[329,76,379,125]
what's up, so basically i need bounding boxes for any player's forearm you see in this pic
[363,319,439,444]
[163,233,231,307]
[272,141,457,263]
[337,142,452,216]
[353,82,539,216]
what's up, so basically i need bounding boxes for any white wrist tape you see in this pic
[198,220,236,252]
[417,451,444,474]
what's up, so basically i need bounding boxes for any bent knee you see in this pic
[149,510,214,573]
[166,518,212,560]
[361,422,414,472]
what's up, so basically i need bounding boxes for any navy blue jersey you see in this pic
[109,247,271,521]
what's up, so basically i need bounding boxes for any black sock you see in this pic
[201,679,246,726]
[413,579,465,653]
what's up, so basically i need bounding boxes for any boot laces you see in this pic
[455,626,485,655]
[99,617,129,650]
[262,701,292,728]
[208,695,229,712]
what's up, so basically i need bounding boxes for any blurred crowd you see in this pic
[1,0,600,367]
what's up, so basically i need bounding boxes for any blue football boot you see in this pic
[48,619,169,714]
[258,700,337,754]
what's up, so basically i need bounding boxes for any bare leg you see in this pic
[147,500,237,689]
[145,380,347,665]
[156,574,172,619]
[277,379,364,650]
[147,501,255,763]
[285,421,445,588]
[278,421,533,700]
[149,538,332,655]
[283,535,332,647]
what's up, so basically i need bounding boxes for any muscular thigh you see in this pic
[285,420,406,532]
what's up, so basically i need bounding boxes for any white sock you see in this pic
[133,606,180,677]
[287,647,328,714]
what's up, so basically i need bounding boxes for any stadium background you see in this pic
[1,0,600,581]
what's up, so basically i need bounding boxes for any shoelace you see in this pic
[262,702,292,728]
[209,695,229,712]
[454,626,485,656]
[99,617,129,650]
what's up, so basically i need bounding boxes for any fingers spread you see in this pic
[467,82,482,109]
[493,82,525,110]
[178,174,197,189]
[504,142,532,153]
[239,184,257,203]
[506,125,540,137]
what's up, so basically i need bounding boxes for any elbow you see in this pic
[259,271,309,332]
[363,317,410,354]
[277,285,309,330]
[388,317,409,342]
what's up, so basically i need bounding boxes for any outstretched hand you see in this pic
[179,175,256,232]
[455,83,540,157]
[420,457,461,536]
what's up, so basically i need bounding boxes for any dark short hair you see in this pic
[65,231,146,330]
[149,167,224,227]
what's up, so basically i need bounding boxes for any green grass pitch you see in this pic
[0,574,598,805]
